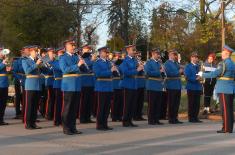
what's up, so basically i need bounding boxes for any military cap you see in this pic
[63,39,76,45]
[191,51,199,57]
[125,45,135,49]
[223,45,235,53]
[98,46,109,52]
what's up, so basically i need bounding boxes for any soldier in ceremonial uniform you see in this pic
[120,45,144,127]
[184,52,203,123]
[110,51,122,121]
[51,47,64,126]
[59,39,84,135]
[22,46,42,129]
[198,45,235,133]
[111,51,123,122]
[43,48,55,120]
[164,50,183,124]
[133,51,146,121]
[0,48,9,125]
[38,48,47,117]
[144,48,164,125]
[79,44,96,123]
[93,46,115,130]
[12,50,25,119]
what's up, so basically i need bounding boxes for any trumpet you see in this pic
[0,49,10,55]
[111,61,120,77]
[36,53,52,69]
[158,59,167,78]
[0,49,11,66]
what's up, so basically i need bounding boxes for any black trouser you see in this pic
[123,89,137,123]
[21,87,26,123]
[62,91,80,131]
[133,88,145,119]
[203,79,216,107]
[0,88,8,123]
[45,86,55,120]
[111,89,123,121]
[92,91,98,117]
[79,87,94,122]
[24,90,40,127]
[167,89,181,122]
[96,92,112,128]
[54,88,62,125]
[219,93,234,133]
[14,80,22,116]
[160,91,168,119]
[147,90,162,123]
[39,84,47,117]
[187,90,201,121]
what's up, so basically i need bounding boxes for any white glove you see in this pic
[196,71,203,77]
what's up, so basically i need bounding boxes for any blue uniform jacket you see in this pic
[93,58,113,92]
[202,58,235,94]
[12,58,26,85]
[51,59,62,89]
[41,60,54,87]
[184,63,202,91]
[119,56,138,90]
[59,52,81,92]
[164,60,182,90]
[0,59,9,88]
[144,59,164,91]
[22,57,41,91]
[81,57,95,87]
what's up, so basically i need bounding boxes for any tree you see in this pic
[0,0,75,53]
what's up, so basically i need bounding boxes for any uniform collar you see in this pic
[66,51,73,56]
[100,58,107,62]
[127,55,133,59]
[191,62,197,66]
[151,58,158,63]
[29,56,35,61]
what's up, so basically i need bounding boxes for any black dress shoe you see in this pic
[169,120,176,124]
[96,127,106,131]
[139,117,147,121]
[63,130,74,135]
[0,122,9,126]
[112,119,118,122]
[217,130,225,133]
[130,122,138,127]
[156,121,164,125]
[31,124,42,129]
[87,120,95,123]
[104,126,113,130]
[72,129,82,134]
[123,122,130,127]
[175,120,183,124]
[25,125,34,130]
[148,120,156,125]
[194,119,203,123]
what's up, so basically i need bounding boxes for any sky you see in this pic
[80,0,235,48]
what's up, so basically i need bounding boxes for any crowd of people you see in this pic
[0,39,234,135]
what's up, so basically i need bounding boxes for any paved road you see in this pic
[1,108,235,155]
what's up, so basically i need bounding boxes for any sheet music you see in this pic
[204,66,216,72]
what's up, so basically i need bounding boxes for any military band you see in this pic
[1,41,235,135]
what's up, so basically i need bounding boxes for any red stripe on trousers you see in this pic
[24,91,28,128]
[222,94,228,132]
